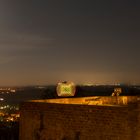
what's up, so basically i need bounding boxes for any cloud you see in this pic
[0,31,54,56]
[0,32,53,46]
[0,56,16,64]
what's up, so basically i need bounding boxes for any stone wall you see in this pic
[30,96,138,105]
[19,96,140,140]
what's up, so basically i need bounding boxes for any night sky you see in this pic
[0,0,140,86]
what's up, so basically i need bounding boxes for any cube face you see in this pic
[60,85,72,95]
[56,82,76,97]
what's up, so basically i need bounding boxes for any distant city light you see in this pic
[0,88,16,94]
[0,98,4,101]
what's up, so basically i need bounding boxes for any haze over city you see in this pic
[0,0,140,86]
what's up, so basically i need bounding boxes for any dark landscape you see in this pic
[0,85,140,140]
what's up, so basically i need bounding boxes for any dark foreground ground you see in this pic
[0,85,140,140]
[0,122,19,140]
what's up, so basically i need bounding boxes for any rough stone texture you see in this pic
[29,96,138,105]
[19,96,140,140]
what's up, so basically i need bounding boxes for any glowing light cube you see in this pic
[56,82,76,97]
